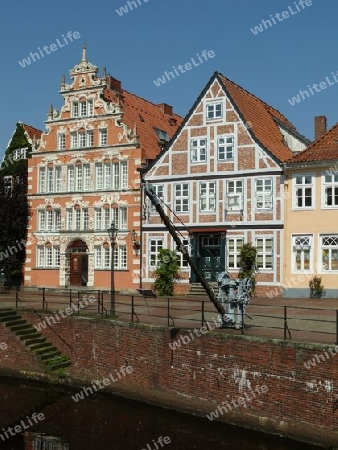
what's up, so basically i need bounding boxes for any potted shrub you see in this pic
[309,275,324,298]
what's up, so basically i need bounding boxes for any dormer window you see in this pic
[154,128,170,143]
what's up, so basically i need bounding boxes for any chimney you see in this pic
[157,103,173,116]
[108,76,122,93]
[314,115,327,140]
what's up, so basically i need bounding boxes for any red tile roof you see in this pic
[217,73,309,162]
[103,81,183,161]
[288,123,338,163]
[22,123,42,143]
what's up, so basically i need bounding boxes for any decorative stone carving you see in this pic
[36,197,62,209]
[115,118,138,144]
[65,197,90,208]
[93,194,127,207]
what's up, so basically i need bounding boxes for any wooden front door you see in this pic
[70,254,82,285]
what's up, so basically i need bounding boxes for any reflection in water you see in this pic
[0,377,321,450]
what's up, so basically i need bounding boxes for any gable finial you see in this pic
[82,44,87,62]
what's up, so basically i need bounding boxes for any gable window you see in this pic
[206,103,222,120]
[256,178,273,210]
[4,176,13,196]
[99,129,108,146]
[218,136,234,161]
[227,238,243,269]
[190,139,207,163]
[226,180,243,211]
[149,184,164,213]
[292,235,312,271]
[72,100,93,118]
[58,134,65,150]
[256,237,273,270]
[323,173,338,207]
[321,235,338,271]
[71,131,94,149]
[200,182,216,212]
[174,184,189,212]
[13,147,28,160]
[294,174,313,208]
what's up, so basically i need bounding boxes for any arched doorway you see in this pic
[67,239,89,286]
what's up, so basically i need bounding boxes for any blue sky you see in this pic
[0,0,337,156]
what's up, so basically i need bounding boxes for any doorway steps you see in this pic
[0,308,70,372]
[188,282,218,296]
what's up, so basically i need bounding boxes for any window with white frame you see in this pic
[38,209,61,232]
[67,164,90,192]
[174,184,189,212]
[3,176,12,196]
[99,129,108,146]
[323,173,338,207]
[37,245,60,268]
[200,182,216,212]
[39,167,62,194]
[70,131,94,149]
[95,161,127,190]
[294,174,313,208]
[292,235,312,271]
[13,147,28,160]
[58,133,65,150]
[94,245,127,270]
[256,178,273,210]
[256,237,273,270]
[66,207,90,231]
[149,184,164,213]
[226,180,243,211]
[218,136,234,161]
[206,103,222,120]
[175,239,189,268]
[190,139,207,163]
[149,239,163,268]
[94,207,127,230]
[227,238,243,269]
[72,99,93,118]
[321,235,338,271]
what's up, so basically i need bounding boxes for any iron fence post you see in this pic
[131,295,134,323]
[284,306,287,340]
[336,310,338,344]
[69,289,72,309]
[15,289,18,309]
[201,301,205,327]
[42,288,45,310]
[167,298,170,327]
[77,291,80,316]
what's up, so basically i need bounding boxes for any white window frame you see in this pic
[95,161,127,190]
[149,239,163,269]
[199,182,216,212]
[174,239,189,269]
[36,246,60,268]
[322,172,338,208]
[149,184,164,213]
[99,129,108,146]
[174,183,189,212]
[94,245,127,270]
[226,180,243,212]
[256,237,273,270]
[256,178,273,210]
[293,173,314,209]
[218,135,234,161]
[320,235,338,272]
[206,103,223,120]
[58,133,65,150]
[190,138,207,163]
[292,235,312,272]
[227,238,243,269]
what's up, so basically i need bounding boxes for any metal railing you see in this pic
[1,288,337,345]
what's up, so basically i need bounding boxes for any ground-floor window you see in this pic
[292,235,312,271]
[256,237,273,270]
[227,237,243,269]
[94,245,127,270]
[37,245,60,268]
[149,239,163,268]
[321,235,338,271]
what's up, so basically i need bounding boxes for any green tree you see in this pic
[238,242,258,295]
[154,249,180,296]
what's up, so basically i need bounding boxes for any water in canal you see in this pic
[0,377,321,449]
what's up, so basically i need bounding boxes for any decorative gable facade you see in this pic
[24,48,181,290]
[143,72,309,296]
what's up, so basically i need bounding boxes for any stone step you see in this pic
[35,346,57,356]
[7,319,27,327]
[19,333,42,341]
[48,360,71,371]
[9,323,32,332]
[0,315,20,323]
[26,338,48,348]
[0,309,16,318]
[40,351,62,361]
[15,328,37,336]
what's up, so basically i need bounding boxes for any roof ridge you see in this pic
[304,122,338,152]
[122,88,181,119]
[22,123,43,134]
[217,72,294,129]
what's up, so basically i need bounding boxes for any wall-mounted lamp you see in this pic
[131,229,141,251]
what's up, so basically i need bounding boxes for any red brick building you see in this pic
[25,48,181,290]
[143,72,309,295]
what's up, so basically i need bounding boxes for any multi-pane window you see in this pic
[72,100,93,118]
[13,147,28,160]
[227,238,243,269]
[200,182,216,211]
[95,161,128,190]
[67,164,90,192]
[3,176,12,196]
[190,139,207,163]
[99,129,108,146]
[321,236,338,271]
[174,184,189,212]
[293,235,312,271]
[58,133,65,150]
[94,207,127,230]
[294,174,313,208]
[39,167,62,193]
[149,184,164,212]
[149,239,163,268]
[256,178,273,210]
[256,238,273,270]
[206,103,222,120]
[323,173,338,207]
[218,136,234,161]
[37,246,60,268]
[70,131,94,149]
[226,180,243,211]
[66,208,90,231]
[175,239,189,268]
[94,245,127,270]
[38,210,61,232]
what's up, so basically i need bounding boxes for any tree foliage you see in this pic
[238,242,258,294]
[154,249,180,296]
